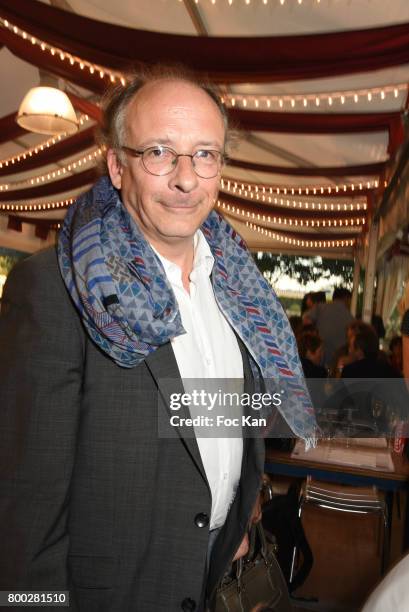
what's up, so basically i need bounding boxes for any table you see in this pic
[265,441,409,550]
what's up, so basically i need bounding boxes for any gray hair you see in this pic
[97,64,232,168]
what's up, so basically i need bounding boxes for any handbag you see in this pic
[214,523,293,612]
[262,483,313,593]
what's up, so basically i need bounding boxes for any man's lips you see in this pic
[158,200,201,210]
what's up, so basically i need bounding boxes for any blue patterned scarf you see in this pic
[58,176,317,445]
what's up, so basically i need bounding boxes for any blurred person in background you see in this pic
[300,290,326,315]
[297,331,327,379]
[389,336,403,375]
[371,313,386,341]
[301,292,314,315]
[314,290,327,305]
[342,323,400,379]
[340,324,408,434]
[288,314,303,338]
[346,320,367,355]
[331,344,352,378]
[303,287,354,369]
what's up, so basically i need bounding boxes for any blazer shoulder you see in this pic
[9,245,60,278]
[2,246,83,339]
[5,246,66,300]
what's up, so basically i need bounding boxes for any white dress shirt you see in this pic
[362,552,409,612]
[153,230,244,529]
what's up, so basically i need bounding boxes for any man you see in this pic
[340,323,407,434]
[297,332,327,379]
[0,67,315,611]
[303,287,354,370]
[389,336,403,375]
[342,323,400,378]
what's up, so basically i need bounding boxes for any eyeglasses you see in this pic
[120,145,224,179]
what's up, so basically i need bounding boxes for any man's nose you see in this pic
[168,155,199,193]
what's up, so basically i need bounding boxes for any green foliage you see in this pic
[0,255,20,276]
[253,253,354,289]
[278,296,302,316]
[0,248,26,276]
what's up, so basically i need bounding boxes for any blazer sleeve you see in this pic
[0,249,85,592]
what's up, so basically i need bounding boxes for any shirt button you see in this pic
[194,513,209,528]
[181,598,196,611]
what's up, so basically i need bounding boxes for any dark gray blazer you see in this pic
[0,248,264,612]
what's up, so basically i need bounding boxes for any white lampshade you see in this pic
[17,86,79,135]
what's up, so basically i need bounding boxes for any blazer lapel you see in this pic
[144,342,210,488]
[235,334,254,394]
[145,337,257,491]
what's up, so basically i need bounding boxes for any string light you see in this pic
[0,148,102,191]
[220,189,368,213]
[0,135,63,170]
[223,83,407,110]
[221,177,379,195]
[0,13,377,246]
[1,16,404,111]
[221,177,375,204]
[0,17,126,87]
[0,196,75,212]
[243,220,356,250]
[0,115,90,170]
[216,199,366,228]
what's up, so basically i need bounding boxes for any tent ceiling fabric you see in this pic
[0,0,408,256]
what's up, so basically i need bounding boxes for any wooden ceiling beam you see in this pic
[182,0,208,36]
[49,0,74,12]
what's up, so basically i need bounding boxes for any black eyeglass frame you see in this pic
[119,144,224,179]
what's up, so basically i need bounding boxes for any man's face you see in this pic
[308,344,323,366]
[107,80,225,255]
[350,339,364,361]
[391,343,403,365]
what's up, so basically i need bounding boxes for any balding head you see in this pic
[99,65,229,166]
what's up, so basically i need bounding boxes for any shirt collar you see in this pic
[151,230,214,287]
[192,229,214,276]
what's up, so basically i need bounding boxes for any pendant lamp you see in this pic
[16,86,79,135]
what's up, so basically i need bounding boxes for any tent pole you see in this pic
[350,253,360,317]
[362,219,379,323]
[375,261,386,316]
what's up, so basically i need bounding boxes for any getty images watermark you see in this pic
[157,377,409,439]
[168,388,283,428]
[156,379,288,438]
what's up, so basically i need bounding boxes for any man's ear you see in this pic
[107,149,123,189]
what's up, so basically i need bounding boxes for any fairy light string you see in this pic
[243,220,356,250]
[0,147,102,192]
[0,16,405,109]
[216,199,366,229]
[0,115,90,170]
[220,177,381,198]
[0,196,75,213]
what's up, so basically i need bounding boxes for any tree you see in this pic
[0,255,22,276]
[253,253,353,289]
[0,248,27,283]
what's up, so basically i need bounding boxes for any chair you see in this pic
[290,476,390,582]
